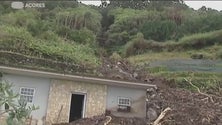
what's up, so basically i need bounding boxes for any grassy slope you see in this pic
[0,25,100,69]
[127,30,222,92]
[128,29,222,66]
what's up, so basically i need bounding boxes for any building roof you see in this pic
[0,66,157,89]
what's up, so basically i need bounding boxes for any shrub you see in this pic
[27,20,52,37]
[69,28,96,45]
[109,52,122,62]
[216,49,222,59]
[178,29,222,50]
[190,53,204,59]
[123,37,147,57]
[0,9,40,27]
[141,20,177,41]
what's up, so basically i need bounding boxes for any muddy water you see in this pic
[149,59,222,73]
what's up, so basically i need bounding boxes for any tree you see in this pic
[108,0,149,9]
[0,80,38,125]
[108,0,184,10]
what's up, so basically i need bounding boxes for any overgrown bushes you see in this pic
[177,29,222,50]
[123,29,222,57]
[141,20,177,41]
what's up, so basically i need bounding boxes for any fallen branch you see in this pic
[152,107,172,125]
[104,116,112,125]
[184,78,214,103]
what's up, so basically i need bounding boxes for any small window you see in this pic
[117,97,131,112]
[118,97,131,106]
[20,87,35,103]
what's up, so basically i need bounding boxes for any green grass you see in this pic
[127,44,222,67]
[123,29,222,57]
[127,51,190,66]
[0,25,100,68]
[165,29,222,51]
[150,69,222,92]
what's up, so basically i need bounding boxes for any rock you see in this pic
[191,53,204,59]
[133,72,138,79]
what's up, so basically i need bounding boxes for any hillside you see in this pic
[0,1,222,125]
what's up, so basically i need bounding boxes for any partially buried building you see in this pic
[0,66,156,124]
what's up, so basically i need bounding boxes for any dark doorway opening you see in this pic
[69,94,85,122]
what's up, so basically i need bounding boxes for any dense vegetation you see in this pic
[0,1,222,91]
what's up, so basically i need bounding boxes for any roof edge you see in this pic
[0,66,157,89]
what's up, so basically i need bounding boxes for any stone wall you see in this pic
[45,79,107,124]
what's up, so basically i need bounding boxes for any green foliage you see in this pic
[30,40,99,66]
[149,70,222,93]
[67,28,96,45]
[102,6,222,54]
[0,81,39,125]
[0,2,13,14]
[0,81,18,110]
[0,9,40,27]
[109,52,122,62]
[55,26,96,45]
[0,25,100,67]
[123,33,153,57]
[44,1,78,10]
[27,20,52,37]
[38,30,63,42]
[124,29,222,56]
[177,29,222,50]
[216,49,222,59]
[105,8,162,48]
[147,66,168,73]
[55,5,102,34]
[141,20,177,41]
[0,2,222,73]
[106,31,129,46]
[181,9,222,34]
[108,0,185,10]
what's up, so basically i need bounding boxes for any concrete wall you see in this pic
[46,79,107,124]
[2,74,51,120]
[106,86,146,117]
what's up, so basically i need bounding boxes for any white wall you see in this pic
[106,86,146,117]
[2,74,51,120]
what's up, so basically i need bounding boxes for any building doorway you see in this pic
[69,93,86,122]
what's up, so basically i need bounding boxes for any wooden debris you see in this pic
[184,78,214,103]
[152,107,172,125]
[104,116,112,125]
